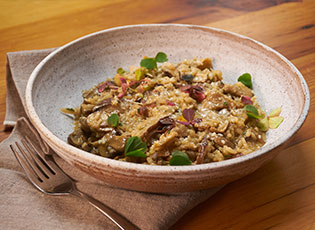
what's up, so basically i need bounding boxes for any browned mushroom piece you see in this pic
[163,71,173,78]
[78,117,90,133]
[213,135,235,148]
[223,82,253,97]
[137,106,149,118]
[196,138,208,164]
[80,103,95,116]
[195,117,230,133]
[142,116,175,142]
[92,98,112,112]
[148,128,178,152]
[125,156,147,163]
[107,136,127,152]
[197,58,213,70]
[201,91,243,112]
[96,133,126,158]
[204,92,229,110]
[82,87,97,99]
[67,131,85,148]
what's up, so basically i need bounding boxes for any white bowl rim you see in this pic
[25,23,310,174]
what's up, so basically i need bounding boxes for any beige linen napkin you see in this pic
[0,49,222,230]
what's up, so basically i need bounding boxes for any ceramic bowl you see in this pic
[25,24,310,193]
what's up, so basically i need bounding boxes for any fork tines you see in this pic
[10,136,56,184]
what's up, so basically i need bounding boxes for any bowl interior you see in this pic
[31,24,307,159]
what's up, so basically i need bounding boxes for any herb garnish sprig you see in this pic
[238,73,252,88]
[140,52,168,69]
[238,73,284,131]
[244,105,264,119]
[107,113,120,127]
[169,151,192,166]
[125,136,147,157]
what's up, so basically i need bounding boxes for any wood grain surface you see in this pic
[0,0,314,229]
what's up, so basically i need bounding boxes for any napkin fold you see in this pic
[0,49,222,230]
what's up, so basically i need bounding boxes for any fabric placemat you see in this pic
[0,49,223,230]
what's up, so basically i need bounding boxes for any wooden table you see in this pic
[1,1,314,229]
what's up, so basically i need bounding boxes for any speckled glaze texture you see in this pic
[25,24,310,193]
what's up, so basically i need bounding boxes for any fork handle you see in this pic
[70,188,140,230]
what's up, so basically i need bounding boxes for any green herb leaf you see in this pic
[247,113,264,119]
[140,58,157,69]
[107,113,120,127]
[244,104,258,115]
[125,149,147,157]
[257,117,269,132]
[140,52,168,69]
[238,73,252,88]
[125,136,147,157]
[169,151,192,166]
[269,116,284,129]
[244,105,264,119]
[117,67,126,75]
[155,52,168,63]
[66,108,74,112]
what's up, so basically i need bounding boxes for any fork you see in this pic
[10,136,140,230]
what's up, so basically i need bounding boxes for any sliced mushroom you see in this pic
[68,131,85,148]
[142,116,175,142]
[92,98,112,112]
[163,71,173,78]
[204,92,229,111]
[79,117,90,133]
[196,138,208,164]
[137,106,149,118]
[201,91,242,111]
[213,136,235,148]
[195,117,229,133]
[82,87,97,99]
[107,136,126,152]
[148,128,178,152]
[223,82,253,97]
[197,58,213,70]
[80,103,95,116]
[209,120,229,133]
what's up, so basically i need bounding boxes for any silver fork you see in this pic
[10,136,140,230]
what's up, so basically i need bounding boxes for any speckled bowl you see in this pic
[25,24,310,193]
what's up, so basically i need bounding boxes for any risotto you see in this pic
[63,53,280,166]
